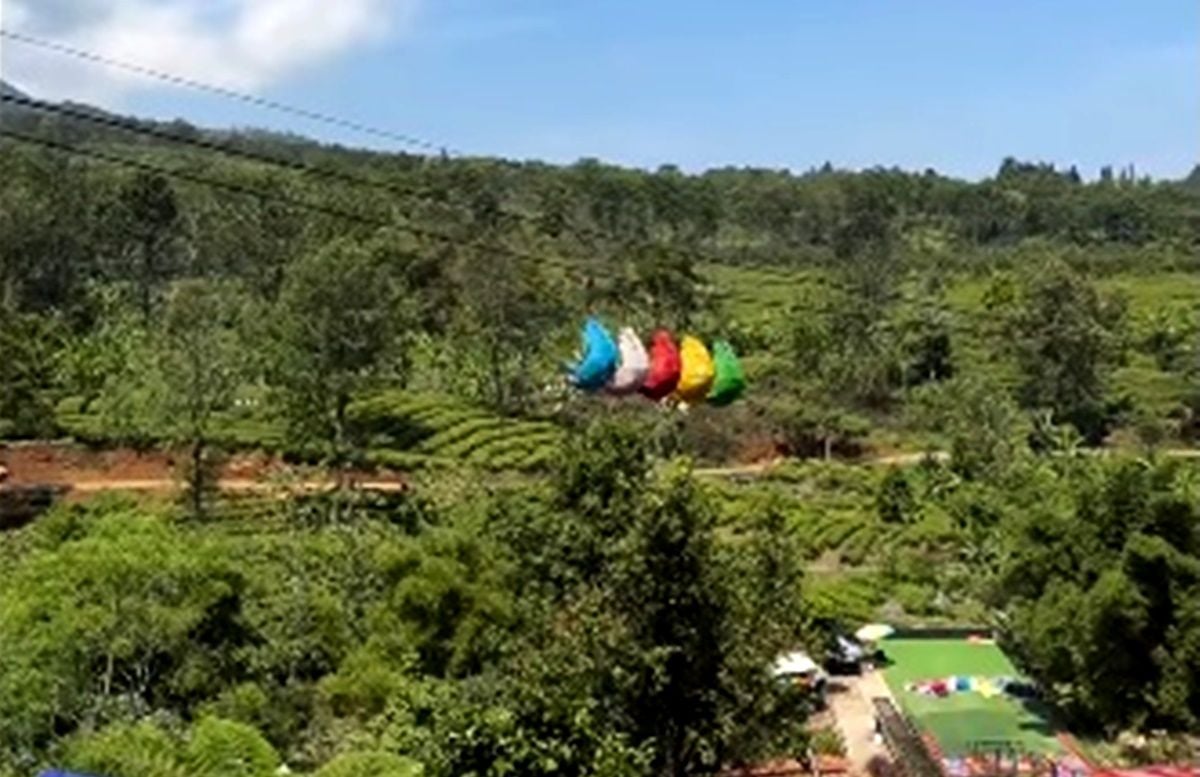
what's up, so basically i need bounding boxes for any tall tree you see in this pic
[895,272,955,387]
[56,289,160,444]
[452,232,567,413]
[102,172,185,319]
[155,279,249,516]
[614,465,726,776]
[999,261,1126,441]
[272,236,405,467]
[559,424,812,774]
[0,307,61,438]
[911,375,1030,481]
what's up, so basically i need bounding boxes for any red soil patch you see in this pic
[2,442,213,486]
[0,442,405,496]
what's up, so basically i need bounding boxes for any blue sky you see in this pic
[5,0,1197,179]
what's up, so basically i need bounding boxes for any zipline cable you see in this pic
[0,28,456,156]
[0,90,711,273]
[0,127,606,283]
[1,93,432,202]
[1,100,712,290]
[0,127,390,227]
[2,93,708,282]
[0,29,734,275]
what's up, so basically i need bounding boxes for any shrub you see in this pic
[316,750,423,777]
[63,720,188,777]
[185,717,279,777]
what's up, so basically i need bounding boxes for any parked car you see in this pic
[824,635,867,675]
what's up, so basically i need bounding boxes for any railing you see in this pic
[872,697,945,777]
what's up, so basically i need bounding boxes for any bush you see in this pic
[316,750,423,777]
[876,468,917,524]
[63,720,188,777]
[893,582,937,617]
[185,717,279,777]
[809,727,846,757]
[350,391,564,471]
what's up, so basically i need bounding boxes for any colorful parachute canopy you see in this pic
[639,329,682,400]
[567,317,618,391]
[707,340,746,406]
[607,326,650,395]
[675,335,715,402]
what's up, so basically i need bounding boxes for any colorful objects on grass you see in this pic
[906,675,1031,700]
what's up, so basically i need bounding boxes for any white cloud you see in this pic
[2,0,421,103]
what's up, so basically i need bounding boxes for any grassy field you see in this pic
[712,262,1200,333]
[945,271,1200,318]
[713,264,1200,450]
[882,638,1062,758]
[54,390,565,473]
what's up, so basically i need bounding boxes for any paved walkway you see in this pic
[827,669,895,776]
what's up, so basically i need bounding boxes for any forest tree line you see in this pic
[3,99,1200,318]
[2,103,1200,454]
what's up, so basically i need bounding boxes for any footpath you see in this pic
[828,669,896,776]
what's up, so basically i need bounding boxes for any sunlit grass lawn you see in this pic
[882,638,1063,758]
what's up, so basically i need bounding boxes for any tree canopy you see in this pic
[2,97,1200,774]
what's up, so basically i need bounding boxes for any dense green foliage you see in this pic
[3,104,1200,455]
[2,101,1200,771]
[0,424,814,776]
[714,452,1200,742]
[349,391,564,471]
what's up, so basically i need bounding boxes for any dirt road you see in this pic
[827,670,896,776]
[697,446,1200,478]
[0,442,406,498]
[692,451,946,478]
[64,478,409,495]
[4,441,1199,497]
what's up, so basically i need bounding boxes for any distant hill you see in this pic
[0,83,345,166]
[0,80,30,100]
[0,81,67,130]
[1,76,1198,283]
[1182,165,1200,195]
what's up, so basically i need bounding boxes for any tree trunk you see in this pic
[334,394,349,469]
[102,651,114,697]
[488,337,505,411]
[189,437,205,518]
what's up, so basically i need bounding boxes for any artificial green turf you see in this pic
[881,638,1062,758]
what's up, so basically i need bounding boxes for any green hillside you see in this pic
[2,85,1200,776]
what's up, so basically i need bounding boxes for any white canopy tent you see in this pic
[771,650,819,678]
[854,623,895,643]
